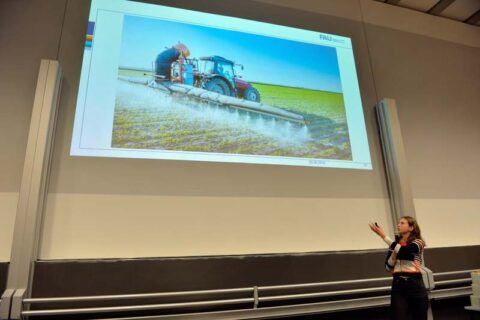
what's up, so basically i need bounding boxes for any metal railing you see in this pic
[23,287,254,304]
[19,269,475,319]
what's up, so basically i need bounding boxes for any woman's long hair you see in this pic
[402,216,425,245]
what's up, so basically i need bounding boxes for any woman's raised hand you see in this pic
[368,222,386,239]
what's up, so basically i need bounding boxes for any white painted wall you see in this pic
[39,194,392,259]
[415,199,480,248]
[0,193,18,261]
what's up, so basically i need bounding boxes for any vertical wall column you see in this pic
[376,99,434,320]
[0,60,62,320]
[376,98,416,224]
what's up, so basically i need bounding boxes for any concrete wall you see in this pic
[1,0,479,261]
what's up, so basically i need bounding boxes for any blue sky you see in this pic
[119,15,343,93]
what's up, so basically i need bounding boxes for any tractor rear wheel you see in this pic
[244,87,261,102]
[205,78,231,96]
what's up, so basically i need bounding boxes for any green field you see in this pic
[112,75,352,160]
[252,82,346,121]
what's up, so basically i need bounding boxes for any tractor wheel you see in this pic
[204,78,231,96]
[244,87,261,102]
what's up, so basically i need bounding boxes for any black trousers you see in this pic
[391,274,429,320]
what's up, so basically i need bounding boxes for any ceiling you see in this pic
[373,0,480,26]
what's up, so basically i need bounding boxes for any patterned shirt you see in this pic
[383,236,425,273]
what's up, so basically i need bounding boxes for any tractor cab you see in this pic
[196,56,236,90]
[193,56,260,102]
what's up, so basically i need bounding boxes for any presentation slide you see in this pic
[71,0,372,169]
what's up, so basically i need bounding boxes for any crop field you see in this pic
[112,74,352,160]
[251,83,346,120]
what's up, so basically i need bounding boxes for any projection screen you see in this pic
[71,0,372,170]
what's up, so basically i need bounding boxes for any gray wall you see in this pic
[0,0,479,261]
[367,25,480,199]
[0,0,66,191]
[0,0,67,261]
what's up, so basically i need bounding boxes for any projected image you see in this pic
[113,15,352,160]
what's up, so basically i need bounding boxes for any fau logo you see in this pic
[319,34,333,41]
[319,34,344,44]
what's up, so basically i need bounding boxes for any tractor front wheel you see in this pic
[204,78,231,96]
[244,87,261,102]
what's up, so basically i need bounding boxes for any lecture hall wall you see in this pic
[0,0,479,262]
